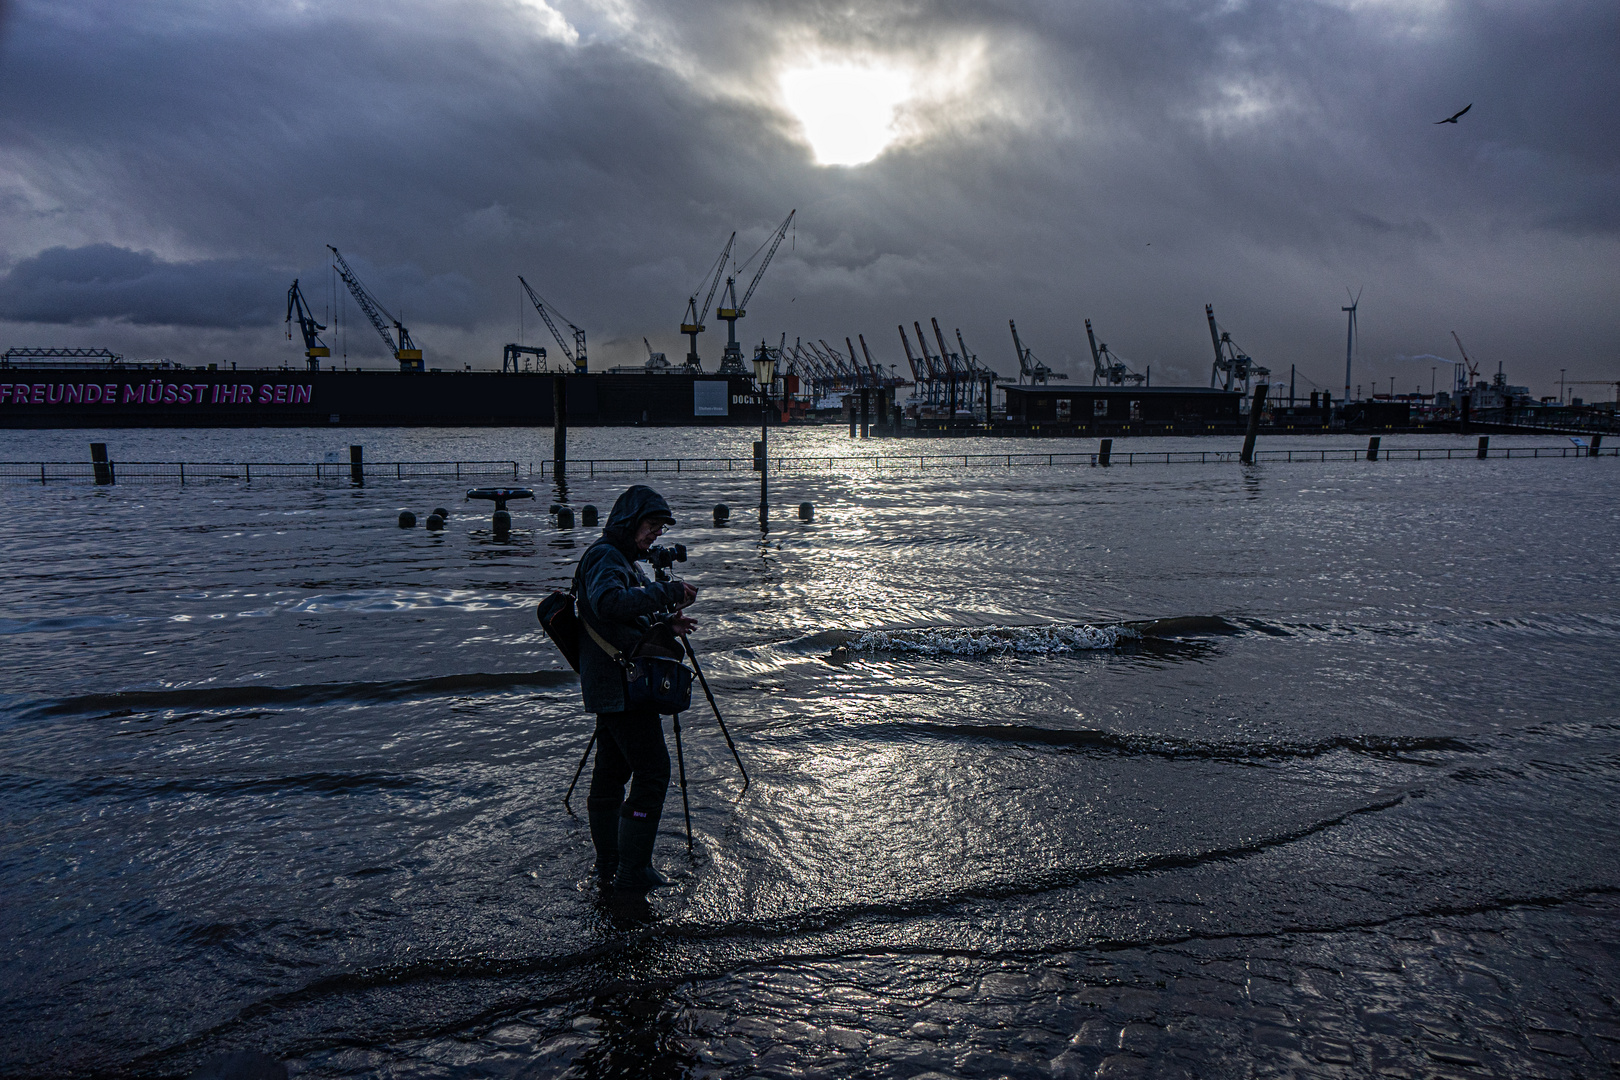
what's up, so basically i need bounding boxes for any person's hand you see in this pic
[671,612,698,635]
[676,582,698,608]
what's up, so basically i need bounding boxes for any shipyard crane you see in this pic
[502,343,547,372]
[1205,304,1269,394]
[285,279,330,371]
[716,210,796,374]
[680,232,734,371]
[1450,331,1481,384]
[327,246,423,372]
[1084,319,1146,386]
[519,276,587,373]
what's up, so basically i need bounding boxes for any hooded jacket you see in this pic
[575,485,688,713]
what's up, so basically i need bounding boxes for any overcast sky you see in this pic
[1,0,1615,397]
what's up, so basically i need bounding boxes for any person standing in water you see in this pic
[575,485,698,893]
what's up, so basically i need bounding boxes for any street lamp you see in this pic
[753,345,777,529]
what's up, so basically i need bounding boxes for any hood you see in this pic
[601,484,675,554]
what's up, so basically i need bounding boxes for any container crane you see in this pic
[285,279,330,371]
[716,210,795,374]
[1084,319,1146,386]
[518,276,587,373]
[897,325,928,385]
[1205,304,1268,394]
[327,246,423,372]
[680,232,734,372]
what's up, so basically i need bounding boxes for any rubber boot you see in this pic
[586,795,621,883]
[612,809,670,894]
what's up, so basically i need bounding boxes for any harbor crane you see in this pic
[1450,331,1481,385]
[501,343,546,372]
[897,325,929,385]
[680,232,734,372]
[519,276,587,373]
[285,279,330,371]
[1084,319,1146,386]
[1205,304,1269,394]
[1009,320,1058,385]
[327,246,423,372]
[716,210,795,374]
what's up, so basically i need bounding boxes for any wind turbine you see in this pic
[1342,288,1361,403]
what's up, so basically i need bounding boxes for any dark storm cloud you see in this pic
[0,244,284,328]
[0,0,1615,391]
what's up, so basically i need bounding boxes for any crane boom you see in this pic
[328,246,423,371]
[1450,330,1480,380]
[737,210,795,312]
[715,210,796,373]
[519,276,587,373]
[681,232,735,370]
[285,279,329,371]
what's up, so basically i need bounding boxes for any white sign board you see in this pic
[694,380,729,416]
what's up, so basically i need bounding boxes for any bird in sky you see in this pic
[1435,103,1472,124]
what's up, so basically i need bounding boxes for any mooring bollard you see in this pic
[582,505,598,526]
[90,442,113,486]
[799,502,814,521]
[350,445,364,484]
[556,506,575,529]
[713,503,730,526]
[433,507,449,519]
[1477,436,1489,459]
[398,509,417,528]
[548,503,561,514]
[425,513,444,531]
[1367,436,1381,461]
[1098,438,1113,467]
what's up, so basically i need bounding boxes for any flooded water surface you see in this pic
[1,427,1617,1078]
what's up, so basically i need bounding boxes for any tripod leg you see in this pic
[672,713,693,849]
[563,731,595,816]
[682,634,750,792]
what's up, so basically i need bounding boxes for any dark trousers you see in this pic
[588,708,670,819]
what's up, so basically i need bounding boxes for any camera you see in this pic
[647,543,687,571]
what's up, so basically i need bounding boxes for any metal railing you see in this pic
[0,460,522,484]
[0,446,1611,485]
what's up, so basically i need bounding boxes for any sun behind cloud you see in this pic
[779,61,913,166]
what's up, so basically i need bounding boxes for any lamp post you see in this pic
[753,345,777,529]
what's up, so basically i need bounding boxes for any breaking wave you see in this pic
[844,622,1138,656]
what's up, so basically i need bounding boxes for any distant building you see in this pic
[1002,386,1242,433]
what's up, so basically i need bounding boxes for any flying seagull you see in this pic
[1435,103,1472,124]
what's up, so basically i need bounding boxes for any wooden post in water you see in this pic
[90,442,113,486]
[1098,438,1112,467]
[1477,436,1489,459]
[1591,434,1603,458]
[1240,383,1268,464]
[552,374,567,472]
[1366,436,1381,461]
[860,388,870,439]
[349,444,363,485]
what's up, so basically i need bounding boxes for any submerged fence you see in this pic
[0,444,1612,485]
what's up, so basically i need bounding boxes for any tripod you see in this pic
[564,569,749,850]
